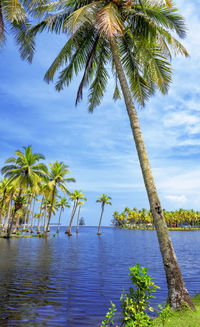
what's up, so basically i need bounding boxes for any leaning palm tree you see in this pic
[1,145,48,237]
[57,197,70,233]
[45,161,75,232]
[76,200,84,234]
[66,190,87,236]
[25,0,193,309]
[96,194,112,235]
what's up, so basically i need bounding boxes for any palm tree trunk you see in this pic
[23,195,31,231]
[97,203,104,235]
[57,208,63,233]
[0,190,6,226]
[37,196,44,233]
[30,197,36,233]
[76,206,81,234]
[110,39,194,309]
[46,185,56,232]
[3,195,13,231]
[27,196,33,232]
[43,202,48,232]
[6,209,17,238]
[13,214,20,234]
[66,200,78,236]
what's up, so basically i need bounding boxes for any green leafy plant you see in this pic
[120,264,159,326]
[100,301,117,327]
[158,304,171,326]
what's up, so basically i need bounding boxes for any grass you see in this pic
[153,294,200,327]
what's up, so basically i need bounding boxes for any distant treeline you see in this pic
[112,207,200,228]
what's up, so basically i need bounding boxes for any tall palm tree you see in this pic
[1,145,48,237]
[45,161,75,232]
[57,197,70,233]
[66,190,86,236]
[25,0,193,309]
[96,193,112,235]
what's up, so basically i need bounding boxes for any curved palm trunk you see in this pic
[76,206,81,234]
[37,196,44,233]
[30,197,36,233]
[23,196,31,231]
[66,200,78,236]
[3,195,13,231]
[0,190,6,226]
[26,197,33,232]
[97,203,104,235]
[6,209,17,238]
[13,214,20,234]
[110,39,194,309]
[57,207,63,233]
[46,185,56,232]
[43,202,48,233]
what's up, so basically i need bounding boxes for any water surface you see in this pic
[0,227,199,326]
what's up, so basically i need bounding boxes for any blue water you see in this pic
[0,227,199,326]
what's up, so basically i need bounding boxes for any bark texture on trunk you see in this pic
[97,204,104,235]
[3,195,13,231]
[110,39,194,309]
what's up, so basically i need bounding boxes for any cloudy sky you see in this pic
[0,0,200,226]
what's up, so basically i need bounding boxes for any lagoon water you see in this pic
[0,226,199,326]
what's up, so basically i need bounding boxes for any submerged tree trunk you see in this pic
[97,203,104,236]
[57,207,63,233]
[66,200,78,236]
[76,206,81,234]
[110,39,194,309]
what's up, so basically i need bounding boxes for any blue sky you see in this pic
[0,0,200,226]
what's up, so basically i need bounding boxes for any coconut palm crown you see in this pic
[1,145,48,189]
[27,0,188,109]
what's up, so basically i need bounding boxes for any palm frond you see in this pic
[96,2,123,38]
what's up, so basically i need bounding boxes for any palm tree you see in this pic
[0,0,35,62]
[76,201,84,234]
[45,161,75,232]
[66,190,86,236]
[1,145,48,237]
[96,193,112,235]
[57,197,70,233]
[25,0,194,309]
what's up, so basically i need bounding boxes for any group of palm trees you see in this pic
[0,146,112,238]
[0,0,195,309]
[112,207,200,228]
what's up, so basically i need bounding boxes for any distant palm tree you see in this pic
[66,190,86,236]
[96,194,112,235]
[57,197,70,233]
[45,161,75,232]
[1,145,47,237]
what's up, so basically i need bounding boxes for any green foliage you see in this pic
[120,264,159,326]
[101,264,160,327]
[157,304,171,326]
[100,302,117,327]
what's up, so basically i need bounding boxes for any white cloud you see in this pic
[165,195,187,205]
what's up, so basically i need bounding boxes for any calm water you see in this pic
[0,227,200,326]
